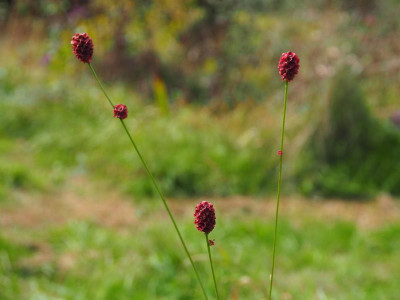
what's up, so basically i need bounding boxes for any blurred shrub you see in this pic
[297,69,400,198]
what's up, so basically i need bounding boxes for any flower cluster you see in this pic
[71,33,94,63]
[113,104,128,119]
[194,201,216,234]
[71,31,302,299]
[278,51,300,82]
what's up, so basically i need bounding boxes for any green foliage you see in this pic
[0,74,277,198]
[1,0,400,200]
[1,213,399,299]
[298,70,400,198]
[0,162,45,197]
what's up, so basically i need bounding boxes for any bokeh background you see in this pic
[1,0,400,299]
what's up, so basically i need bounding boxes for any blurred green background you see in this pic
[0,0,400,299]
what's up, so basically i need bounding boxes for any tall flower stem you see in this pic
[268,80,289,300]
[88,63,209,300]
[205,234,219,300]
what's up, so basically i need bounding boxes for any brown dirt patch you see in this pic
[1,177,399,231]
[0,178,137,230]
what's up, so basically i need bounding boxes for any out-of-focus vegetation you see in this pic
[299,69,400,198]
[1,195,400,299]
[1,1,400,299]
[1,0,400,200]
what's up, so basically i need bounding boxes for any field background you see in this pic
[1,1,400,299]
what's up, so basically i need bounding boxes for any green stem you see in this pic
[89,64,114,109]
[88,63,209,300]
[206,234,219,300]
[268,80,289,300]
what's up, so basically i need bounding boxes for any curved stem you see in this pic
[88,63,209,300]
[268,80,288,300]
[206,234,219,300]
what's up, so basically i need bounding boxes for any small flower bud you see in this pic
[113,104,128,119]
[194,201,216,234]
[278,52,300,81]
[71,33,94,63]
[277,150,283,156]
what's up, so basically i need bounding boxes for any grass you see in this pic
[1,186,399,299]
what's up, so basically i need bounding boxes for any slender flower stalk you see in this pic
[89,64,209,300]
[72,33,208,300]
[206,234,219,300]
[194,201,219,299]
[268,80,288,299]
[268,52,299,299]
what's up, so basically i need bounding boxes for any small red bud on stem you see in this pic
[113,104,128,119]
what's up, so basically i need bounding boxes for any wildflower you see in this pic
[194,201,216,234]
[278,52,300,81]
[195,201,219,298]
[269,50,300,300]
[113,104,128,119]
[72,34,208,299]
[71,33,94,63]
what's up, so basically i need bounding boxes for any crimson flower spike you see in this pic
[194,201,216,234]
[278,51,300,82]
[269,51,300,300]
[194,201,219,300]
[71,33,93,63]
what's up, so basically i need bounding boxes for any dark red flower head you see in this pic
[113,104,128,119]
[278,52,300,81]
[194,201,216,234]
[71,33,94,63]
